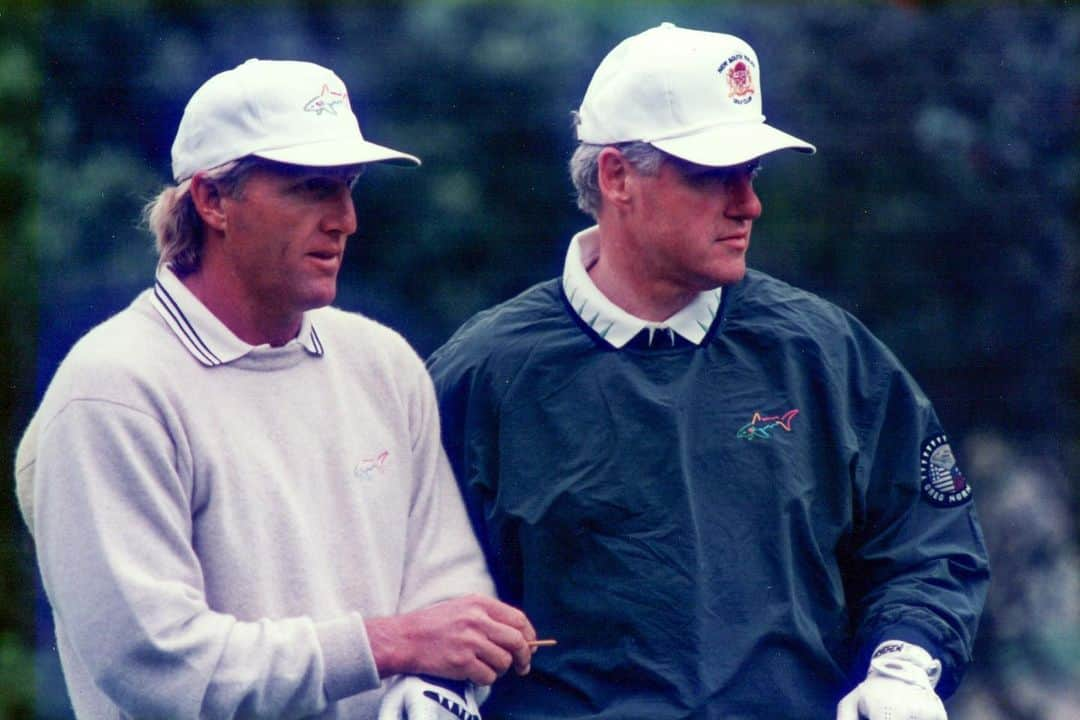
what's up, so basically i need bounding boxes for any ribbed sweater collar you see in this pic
[151,265,324,367]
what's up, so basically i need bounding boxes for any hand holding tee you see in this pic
[367,594,537,685]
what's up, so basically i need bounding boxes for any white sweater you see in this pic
[17,268,494,719]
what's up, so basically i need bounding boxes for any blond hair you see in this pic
[142,157,260,276]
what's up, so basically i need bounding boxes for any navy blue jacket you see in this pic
[428,270,989,720]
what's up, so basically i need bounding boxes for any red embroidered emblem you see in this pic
[727,61,755,100]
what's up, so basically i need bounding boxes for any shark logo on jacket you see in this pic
[920,434,972,507]
[736,409,799,441]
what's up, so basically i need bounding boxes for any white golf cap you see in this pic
[171,58,419,182]
[576,23,815,167]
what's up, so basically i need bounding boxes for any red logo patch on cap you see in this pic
[718,54,757,106]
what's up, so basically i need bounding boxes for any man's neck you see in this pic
[587,227,697,323]
[181,269,302,348]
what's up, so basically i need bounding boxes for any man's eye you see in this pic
[688,168,740,186]
[716,163,761,184]
[685,170,726,186]
[679,160,760,187]
[298,179,337,196]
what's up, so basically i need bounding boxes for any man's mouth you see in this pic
[306,249,341,269]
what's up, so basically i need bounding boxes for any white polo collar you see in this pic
[561,226,723,349]
[151,265,324,367]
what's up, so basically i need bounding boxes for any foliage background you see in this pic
[2,1,1078,718]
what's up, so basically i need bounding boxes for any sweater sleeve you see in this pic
[844,346,990,697]
[33,398,377,719]
[14,408,39,537]
[427,339,517,603]
[394,350,496,614]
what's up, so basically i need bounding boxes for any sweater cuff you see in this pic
[316,613,381,702]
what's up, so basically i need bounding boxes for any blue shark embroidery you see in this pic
[736,409,800,441]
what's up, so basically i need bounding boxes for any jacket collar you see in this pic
[561,226,722,349]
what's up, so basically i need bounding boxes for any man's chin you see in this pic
[302,285,338,311]
[711,264,748,288]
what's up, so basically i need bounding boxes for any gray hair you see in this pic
[142,156,265,276]
[569,140,666,218]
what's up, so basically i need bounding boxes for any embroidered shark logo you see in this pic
[736,409,799,441]
[304,84,347,116]
[354,450,389,480]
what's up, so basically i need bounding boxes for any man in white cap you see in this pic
[16,59,538,719]
[428,23,988,720]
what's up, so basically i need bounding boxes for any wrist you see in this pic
[867,640,942,690]
[863,626,945,682]
[365,615,411,678]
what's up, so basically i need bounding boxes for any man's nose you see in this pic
[726,176,763,220]
[322,186,358,236]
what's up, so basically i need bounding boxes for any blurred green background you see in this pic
[2,1,1078,718]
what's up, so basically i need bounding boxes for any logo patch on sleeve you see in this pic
[920,434,972,507]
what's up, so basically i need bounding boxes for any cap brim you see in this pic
[255,137,421,168]
[652,123,814,167]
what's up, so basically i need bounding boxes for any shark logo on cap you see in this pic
[304,84,347,116]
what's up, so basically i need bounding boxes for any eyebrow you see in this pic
[676,158,761,175]
[258,160,363,183]
[293,168,360,182]
[670,158,762,184]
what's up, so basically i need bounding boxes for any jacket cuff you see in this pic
[868,625,943,663]
[861,623,955,695]
[316,613,381,702]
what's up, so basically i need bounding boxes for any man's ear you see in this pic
[189,174,228,232]
[597,146,633,210]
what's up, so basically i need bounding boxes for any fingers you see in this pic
[457,595,535,678]
[462,595,537,674]
[511,643,534,676]
[370,595,542,684]
[475,594,538,643]
[459,656,499,687]
[471,637,514,683]
[475,608,535,675]
[834,688,859,720]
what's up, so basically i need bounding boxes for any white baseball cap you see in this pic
[576,23,815,167]
[171,58,420,182]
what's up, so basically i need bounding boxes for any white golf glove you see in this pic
[836,641,947,720]
[378,675,482,720]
